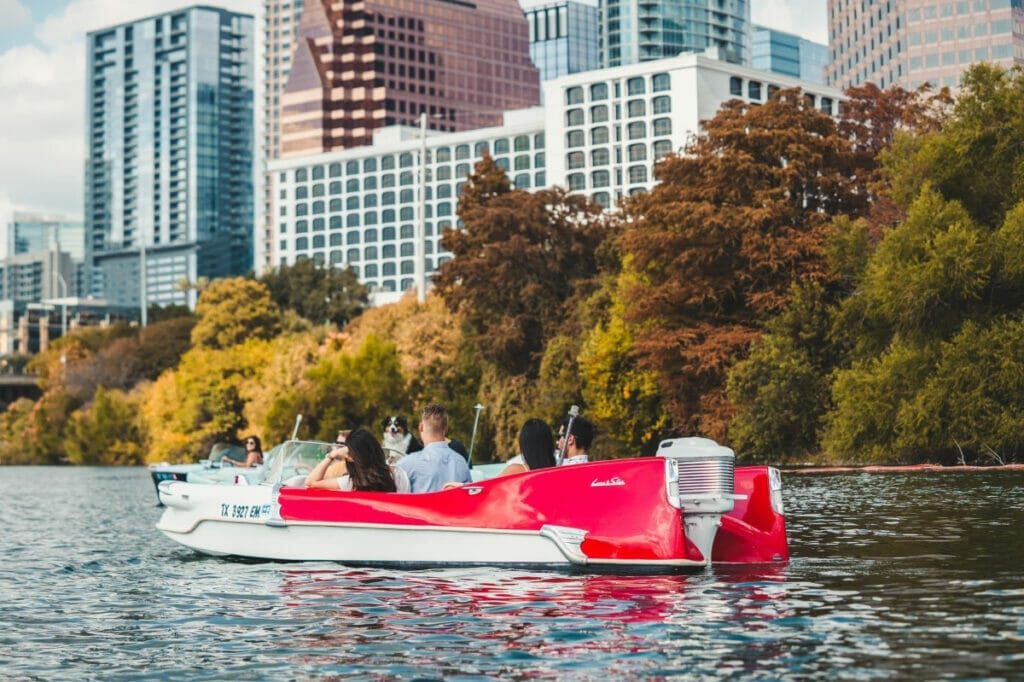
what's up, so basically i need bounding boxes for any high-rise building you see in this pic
[599,0,751,68]
[85,7,255,312]
[520,0,600,81]
[271,52,840,305]
[825,0,1024,91]
[751,25,828,85]
[2,210,84,299]
[258,0,306,273]
[269,109,546,304]
[545,52,842,207]
[279,0,541,158]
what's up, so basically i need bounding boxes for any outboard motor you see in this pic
[658,437,736,565]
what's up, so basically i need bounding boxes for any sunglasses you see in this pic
[334,441,347,447]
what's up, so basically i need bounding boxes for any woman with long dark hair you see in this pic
[499,418,556,476]
[305,428,399,492]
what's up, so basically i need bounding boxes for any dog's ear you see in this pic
[396,416,408,431]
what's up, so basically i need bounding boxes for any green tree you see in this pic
[65,387,146,465]
[140,340,274,463]
[263,334,410,443]
[191,278,282,350]
[259,258,369,327]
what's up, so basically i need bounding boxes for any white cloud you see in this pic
[752,0,829,45]
[0,0,32,34]
[0,0,259,216]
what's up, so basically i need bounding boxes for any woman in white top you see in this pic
[305,428,406,492]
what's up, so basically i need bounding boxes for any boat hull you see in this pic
[157,455,788,570]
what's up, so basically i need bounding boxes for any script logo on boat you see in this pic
[590,476,625,488]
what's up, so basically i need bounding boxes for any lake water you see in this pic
[0,467,1021,680]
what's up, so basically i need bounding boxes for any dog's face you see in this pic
[382,415,409,439]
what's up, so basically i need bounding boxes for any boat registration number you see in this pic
[220,503,273,520]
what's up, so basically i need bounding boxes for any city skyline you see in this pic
[0,0,828,218]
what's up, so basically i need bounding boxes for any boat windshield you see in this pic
[259,440,334,484]
[207,442,246,466]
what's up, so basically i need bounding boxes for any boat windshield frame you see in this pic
[259,440,335,484]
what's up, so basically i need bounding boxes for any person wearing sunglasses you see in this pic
[222,435,263,468]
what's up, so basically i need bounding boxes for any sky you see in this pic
[0,0,829,219]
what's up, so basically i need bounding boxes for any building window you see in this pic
[566,86,584,104]
[653,139,673,159]
[494,138,510,154]
[590,126,609,144]
[329,162,342,177]
[627,121,646,139]
[364,228,378,242]
[652,118,671,136]
[568,173,585,190]
[653,96,671,114]
[567,130,585,148]
[455,144,470,160]
[591,148,610,166]
[593,192,610,208]
[626,77,645,95]
[628,143,647,162]
[514,135,529,152]
[566,109,585,126]
[748,81,762,100]
[514,173,530,188]
[590,82,608,100]
[567,151,584,169]
[591,170,610,188]
[381,155,395,170]
[652,73,670,92]
[627,99,645,117]
[628,165,647,184]
[591,105,609,123]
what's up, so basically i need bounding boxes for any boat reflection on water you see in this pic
[276,563,792,628]
[273,566,797,677]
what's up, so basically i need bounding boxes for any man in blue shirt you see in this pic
[396,404,472,492]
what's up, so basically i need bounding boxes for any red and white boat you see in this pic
[156,437,788,571]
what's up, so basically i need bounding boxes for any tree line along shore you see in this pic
[3,63,1023,468]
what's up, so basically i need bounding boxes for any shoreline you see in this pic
[781,463,1024,474]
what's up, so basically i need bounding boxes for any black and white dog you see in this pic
[381,415,423,456]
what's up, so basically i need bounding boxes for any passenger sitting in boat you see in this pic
[324,429,351,479]
[557,417,593,465]
[304,428,407,492]
[500,418,557,476]
[396,404,472,492]
[222,435,263,467]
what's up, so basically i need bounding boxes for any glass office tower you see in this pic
[521,0,601,81]
[599,0,751,67]
[751,25,828,85]
[279,0,541,157]
[85,7,255,310]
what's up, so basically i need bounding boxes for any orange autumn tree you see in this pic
[619,88,870,440]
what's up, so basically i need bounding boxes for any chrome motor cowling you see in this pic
[658,437,737,564]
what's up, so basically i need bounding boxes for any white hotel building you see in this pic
[267,52,842,302]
